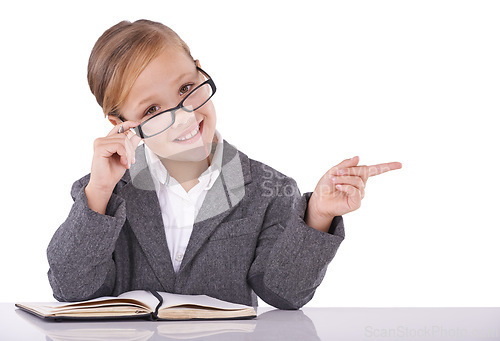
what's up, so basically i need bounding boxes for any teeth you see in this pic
[175,123,200,141]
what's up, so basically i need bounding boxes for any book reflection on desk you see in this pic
[28,326,155,341]
[156,322,256,339]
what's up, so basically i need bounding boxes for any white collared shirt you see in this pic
[144,129,224,273]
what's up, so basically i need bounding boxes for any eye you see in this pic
[144,105,160,117]
[180,83,194,96]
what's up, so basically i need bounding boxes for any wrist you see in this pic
[86,180,114,195]
[305,194,334,233]
[85,183,113,215]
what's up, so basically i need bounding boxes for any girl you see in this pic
[47,19,402,309]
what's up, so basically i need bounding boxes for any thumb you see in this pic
[334,156,359,171]
[125,129,143,150]
[325,156,359,179]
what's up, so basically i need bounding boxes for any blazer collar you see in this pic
[120,139,252,189]
[116,140,252,287]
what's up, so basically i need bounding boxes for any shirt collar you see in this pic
[144,129,224,191]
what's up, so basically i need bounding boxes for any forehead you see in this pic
[122,48,195,110]
[134,47,195,90]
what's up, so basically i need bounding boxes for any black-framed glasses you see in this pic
[115,66,216,139]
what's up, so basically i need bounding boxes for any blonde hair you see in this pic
[87,19,193,117]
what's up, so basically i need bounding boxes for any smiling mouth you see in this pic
[174,120,203,142]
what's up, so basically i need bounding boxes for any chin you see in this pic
[153,145,209,162]
[154,140,214,162]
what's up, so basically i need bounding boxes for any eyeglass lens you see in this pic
[140,82,213,137]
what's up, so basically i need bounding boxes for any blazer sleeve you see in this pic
[247,176,345,310]
[46,175,127,302]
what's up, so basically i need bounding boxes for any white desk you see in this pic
[1,303,500,340]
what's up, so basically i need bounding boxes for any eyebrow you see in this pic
[134,71,193,112]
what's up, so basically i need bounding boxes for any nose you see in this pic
[172,110,197,130]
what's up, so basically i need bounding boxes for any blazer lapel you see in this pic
[178,140,253,273]
[117,144,176,292]
[117,140,253,282]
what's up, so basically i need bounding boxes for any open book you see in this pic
[15,290,256,321]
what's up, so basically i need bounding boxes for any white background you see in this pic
[1,0,499,307]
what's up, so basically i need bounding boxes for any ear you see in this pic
[107,115,123,127]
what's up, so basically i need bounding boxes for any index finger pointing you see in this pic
[367,162,403,177]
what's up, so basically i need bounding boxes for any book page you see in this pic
[21,296,118,310]
[157,292,252,310]
[17,296,135,314]
[117,290,159,311]
[16,291,159,317]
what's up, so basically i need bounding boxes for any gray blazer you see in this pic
[47,139,345,309]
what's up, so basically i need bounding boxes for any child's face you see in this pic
[118,47,217,162]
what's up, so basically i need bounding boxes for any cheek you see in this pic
[201,103,217,131]
[202,101,216,121]
[201,118,216,145]
[143,135,173,157]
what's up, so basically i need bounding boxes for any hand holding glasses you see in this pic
[85,66,216,214]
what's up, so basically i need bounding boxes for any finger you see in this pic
[330,175,365,199]
[332,165,369,183]
[123,136,134,168]
[333,162,403,178]
[106,129,141,165]
[335,184,362,204]
[125,129,143,152]
[100,140,130,169]
[123,134,140,166]
[105,130,140,143]
[327,156,360,177]
[101,131,135,168]
[367,162,403,177]
[107,121,142,137]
